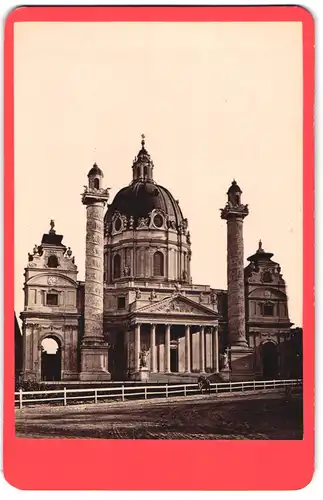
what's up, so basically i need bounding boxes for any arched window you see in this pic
[144,166,148,177]
[93,178,100,189]
[47,255,59,268]
[153,251,164,277]
[113,254,121,279]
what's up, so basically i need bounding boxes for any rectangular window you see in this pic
[263,303,274,316]
[46,293,58,306]
[117,297,126,309]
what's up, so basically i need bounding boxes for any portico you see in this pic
[127,294,220,380]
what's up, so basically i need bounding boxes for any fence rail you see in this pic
[15,378,302,409]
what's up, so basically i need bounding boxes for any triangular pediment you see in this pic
[136,294,219,317]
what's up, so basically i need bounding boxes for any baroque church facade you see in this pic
[20,137,297,383]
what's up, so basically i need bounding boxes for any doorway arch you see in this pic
[261,341,279,379]
[40,335,62,381]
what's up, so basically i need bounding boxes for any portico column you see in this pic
[185,324,191,373]
[199,326,205,373]
[150,324,157,373]
[165,324,171,373]
[213,326,219,373]
[135,323,141,372]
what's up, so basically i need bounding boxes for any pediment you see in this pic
[137,294,219,317]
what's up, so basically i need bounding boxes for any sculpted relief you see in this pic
[86,233,103,245]
[87,206,104,220]
[145,298,213,315]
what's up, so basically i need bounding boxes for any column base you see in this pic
[229,346,255,381]
[79,343,111,382]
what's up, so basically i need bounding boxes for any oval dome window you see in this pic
[154,214,163,228]
[114,217,122,232]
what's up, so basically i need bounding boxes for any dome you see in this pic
[88,163,103,177]
[105,180,184,225]
[227,179,242,194]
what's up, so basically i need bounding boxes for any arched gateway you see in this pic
[41,335,62,381]
[261,341,279,379]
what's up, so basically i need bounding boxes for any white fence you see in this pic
[15,378,302,409]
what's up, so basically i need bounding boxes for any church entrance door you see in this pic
[261,341,279,379]
[41,336,62,381]
[170,345,178,373]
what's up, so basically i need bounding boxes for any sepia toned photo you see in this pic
[14,20,303,440]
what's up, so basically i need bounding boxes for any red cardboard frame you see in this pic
[3,6,314,491]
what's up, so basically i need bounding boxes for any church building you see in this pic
[19,136,297,383]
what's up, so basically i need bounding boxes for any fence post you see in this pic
[19,389,23,409]
[166,384,168,398]
[63,387,67,406]
[273,379,276,389]
[229,381,232,392]
[121,385,125,402]
[242,382,244,392]
[215,384,218,394]
[184,385,187,397]
[94,389,98,405]
[144,386,147,400]
[253,380,256,391]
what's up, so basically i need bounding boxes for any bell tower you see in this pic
[79,163,111,381]
[20,221,80,382]
[221,180,254,380]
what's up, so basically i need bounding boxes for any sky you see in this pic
[14,21,303,327]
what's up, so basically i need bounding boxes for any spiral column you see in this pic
[79,164,111,381]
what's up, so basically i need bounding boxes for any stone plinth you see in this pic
[79,343,111,381]
[133,367,150,382]
[229,346,255,381]
[219,367,231,382]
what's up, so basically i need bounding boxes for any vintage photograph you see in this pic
[14,20,303,440]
